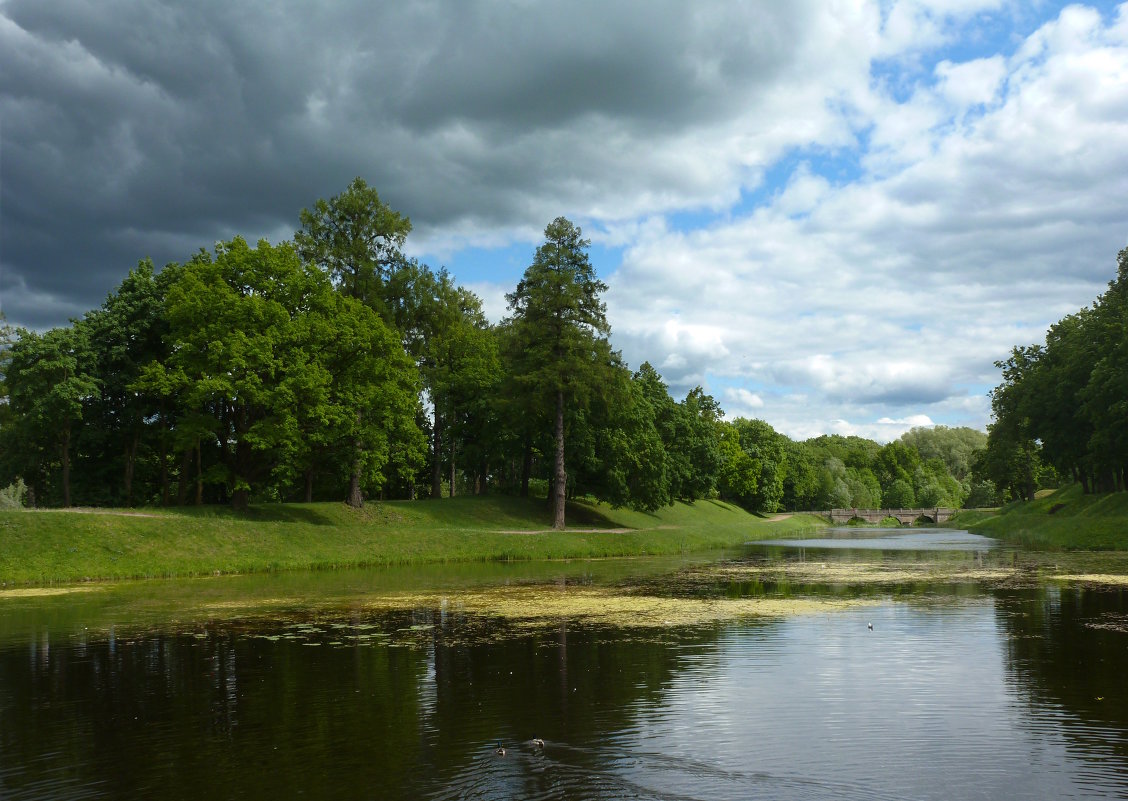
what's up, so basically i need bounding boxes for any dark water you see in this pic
[2,533,1128,799]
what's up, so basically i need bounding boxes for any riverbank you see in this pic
[0,496,826,585]
[953,484,1128,550]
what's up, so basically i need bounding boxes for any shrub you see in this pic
[0,478,27,510]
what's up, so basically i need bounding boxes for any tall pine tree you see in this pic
[506,218,610,529]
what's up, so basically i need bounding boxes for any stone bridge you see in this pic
[823,507,956,525]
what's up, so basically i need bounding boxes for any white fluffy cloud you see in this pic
[2,1,1125,443]
[605,3,1128,440]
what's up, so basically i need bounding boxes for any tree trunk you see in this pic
[160,409,172,506]
[61,423,72,508]
[304,468,314,503]
[124,429,140,507]
[347,408,365,508]
[431,408,443,499]
[176,447,193,505]
[520,434,532,498]
[232,415,252,510]
[159,445,170,506]
[553,389,566,530]
[449,434,456,498]
[347,445,364,508]
[194,440,203,506]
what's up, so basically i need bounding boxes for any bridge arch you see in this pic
[826,507,956,525]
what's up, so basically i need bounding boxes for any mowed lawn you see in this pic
[953,484,1128,550]
[0,495,825,584]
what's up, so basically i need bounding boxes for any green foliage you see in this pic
[716,418,787,512]
[805,434,882,470]
[585,364,672,512]
[883,478,915,508]
[718,419,979,513]
[0,178,995,522]
[964,479,1002,508]
[143,237,421,508]
[980,248,1128,497]
[899,426,986,482]
[402,264,501,499]
[1,324,99,506]
[295,176,411,313]
[505,217,611,403]
[0,185,728,515]
[717,425,760,508]
[845,467,881,508]
[672,386,723,501]
[0,478,27,509]
[81,259,178,506]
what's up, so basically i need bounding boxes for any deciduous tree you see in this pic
[3,325,98,506]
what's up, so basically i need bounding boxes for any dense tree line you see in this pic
[717,422,988,513]
[976,248,1128,500]
[0,180,987,519]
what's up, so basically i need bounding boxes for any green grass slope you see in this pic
[952,484,1128,550]
[0,495,825,585]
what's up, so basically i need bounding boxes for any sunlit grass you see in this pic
[952,484,1128,550]
[0,495,827,585]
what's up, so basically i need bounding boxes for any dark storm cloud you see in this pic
[0,0,817,327]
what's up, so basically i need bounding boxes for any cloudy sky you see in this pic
[2,1,1127,441]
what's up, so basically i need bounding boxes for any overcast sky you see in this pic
[2,0,1127,441]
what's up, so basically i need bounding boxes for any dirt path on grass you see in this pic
[496,525,680,535]
[497,527,634,534]
[26,507,164,518]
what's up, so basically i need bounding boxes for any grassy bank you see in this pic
[952,484,1128,550]
[0,495,826,585]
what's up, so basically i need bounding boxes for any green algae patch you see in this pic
[163,584,882,651]
[709,561,1020,586]
[0,585,108,599]
[1050,573,1128,587]
[87,579,881,649]
[350,584,879,629]
[1085,613,1128,633]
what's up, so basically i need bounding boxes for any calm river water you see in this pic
[2,529,1128,800]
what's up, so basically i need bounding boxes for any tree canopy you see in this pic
[976,248,1128,499]
[0,180,1011,517]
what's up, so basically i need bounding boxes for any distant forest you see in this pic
[1,179,1069,521]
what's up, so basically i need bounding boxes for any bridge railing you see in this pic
[822,508,956,518]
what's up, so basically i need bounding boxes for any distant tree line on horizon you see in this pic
[0,179,1005,521]
[977,248,1128,500]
